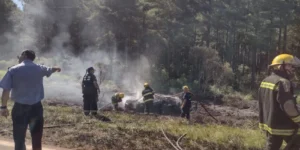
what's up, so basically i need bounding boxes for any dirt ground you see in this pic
[45,94,260,129]
[0,95,261,150]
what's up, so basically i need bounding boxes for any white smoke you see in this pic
[0,0,152,106]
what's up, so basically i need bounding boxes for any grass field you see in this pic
[0,70,6,79]
[0,100,267,150]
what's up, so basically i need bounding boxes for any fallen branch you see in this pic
[44,124,74,129]
[44,122,93,129]
[0,129,10,134]
[199,103,218,122]
[176,133,187,150]
[160,128,180,150]
[0,122,94,132]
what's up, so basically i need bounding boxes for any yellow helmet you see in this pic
[270,54,300,67]
[182,85,189,90]
[144,82,149,87]
[118,92,124,98]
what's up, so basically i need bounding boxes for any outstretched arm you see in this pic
[40,65,61,77]
[51,67,61,73]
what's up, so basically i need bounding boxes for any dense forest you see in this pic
[2,0,300,96]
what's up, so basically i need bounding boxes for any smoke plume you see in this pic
[0,0,152,107]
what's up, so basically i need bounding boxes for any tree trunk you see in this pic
[278,27,282,53]
[206,0,212,47]
[206,24,211,47]
[283,25,287,52]
[225,29,229,60]
[251,47,257,89]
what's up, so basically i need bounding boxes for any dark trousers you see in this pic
[12,102,44,150]
[180,106,191,120]
[144,100,153,114]
[112,103,119,111]
[266,132,300,150]
[83,93,98,116]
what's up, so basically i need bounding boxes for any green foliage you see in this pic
[6,0,300,97]
[0,60,17,70]
[0,70,7,79]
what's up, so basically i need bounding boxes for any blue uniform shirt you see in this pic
[0,60,53,105]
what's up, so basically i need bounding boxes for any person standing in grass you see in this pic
[0,50,61,150]
[258,54,300,149]
[180,85,193,120]
[142,82,155,114]
[81,67,100,116]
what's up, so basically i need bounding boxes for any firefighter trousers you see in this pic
[83,93,98,116]
[266,132,300,150]
[180,106,191,120]
[144,100,153,114]
[112,103,119,111]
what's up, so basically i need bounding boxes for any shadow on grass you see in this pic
[91,114,112,122]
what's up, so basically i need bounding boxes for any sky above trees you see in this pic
[12,0,23,10]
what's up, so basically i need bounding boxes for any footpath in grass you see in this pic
[0,101,265,150]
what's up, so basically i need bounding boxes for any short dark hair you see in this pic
[86,67,94,73]
[22,50,36,61]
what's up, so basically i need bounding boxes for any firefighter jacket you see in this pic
[82,73,97,95]
[111,94,122,104]
[258,72,300,136]
[182,92,193,108]
[142,87,154,102]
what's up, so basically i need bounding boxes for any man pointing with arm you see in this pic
[0,50,61,150]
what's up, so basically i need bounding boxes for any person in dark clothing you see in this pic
[111,92,124,111]
[142,82,155,114]
[82,67,100,116]
[258,54,300,150]
[180,85,193,120]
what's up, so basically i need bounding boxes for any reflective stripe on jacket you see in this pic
[258,72,299,135]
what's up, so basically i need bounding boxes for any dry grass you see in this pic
[0,70,7,79]
[0,101,265,150]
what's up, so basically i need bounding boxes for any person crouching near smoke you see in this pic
[111,92,124,111]
[181,86,193,120]
[258,54,300,149]
[81,67,100,116]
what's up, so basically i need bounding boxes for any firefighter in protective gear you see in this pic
[181,85,193,120]
[142,83,155,114]
[82,67,100,116]
[259,54,300,150]
[111,92,124,111]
